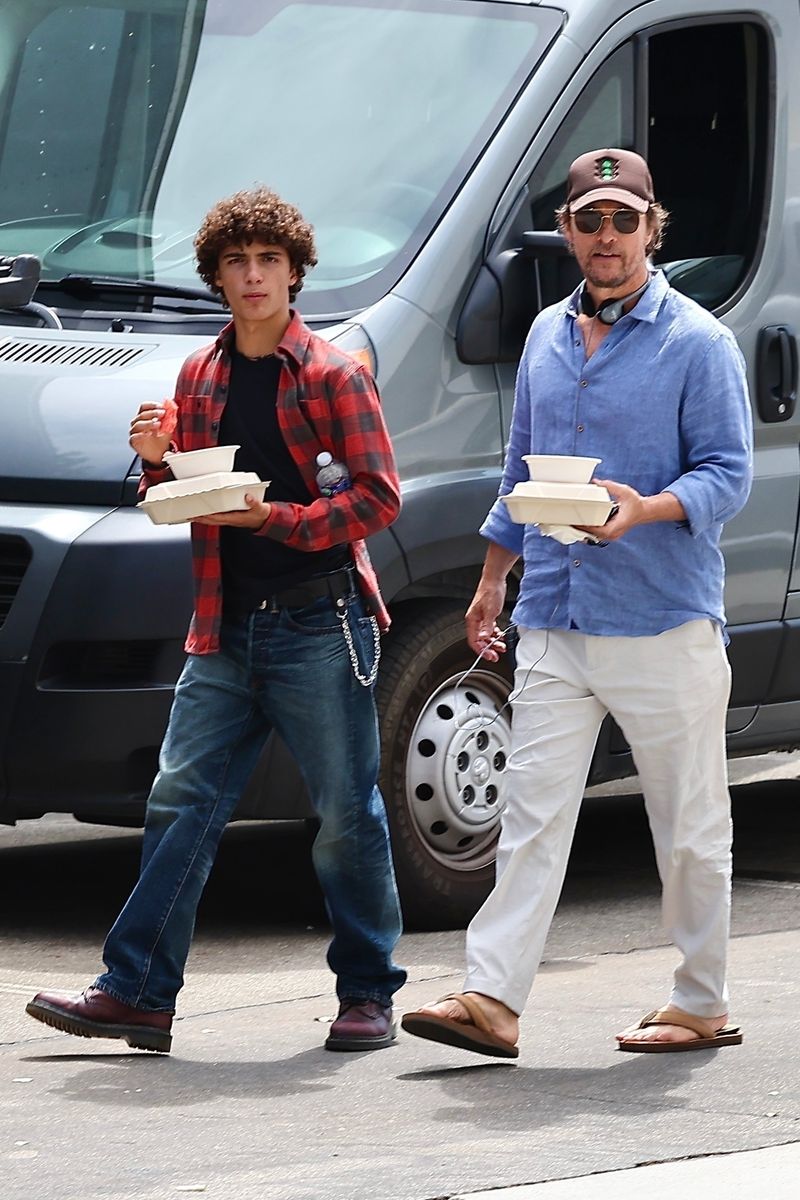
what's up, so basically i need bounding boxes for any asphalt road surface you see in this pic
[2,752,798,959]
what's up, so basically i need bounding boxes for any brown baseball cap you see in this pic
[567,148,654,214]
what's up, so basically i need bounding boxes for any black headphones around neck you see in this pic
[579,278,651,325]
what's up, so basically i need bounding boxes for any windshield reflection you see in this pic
[0,0,554,314]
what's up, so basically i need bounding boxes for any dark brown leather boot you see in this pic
[26,986,173,1053]
[325,999,396,1051]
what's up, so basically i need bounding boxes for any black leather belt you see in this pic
[226,567,357,617]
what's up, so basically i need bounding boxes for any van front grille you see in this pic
[0,337,147,369]
[0,535,32,628]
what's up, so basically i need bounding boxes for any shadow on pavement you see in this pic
[19,1045,361,1106]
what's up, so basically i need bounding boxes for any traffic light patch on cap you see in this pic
[597,156,618,180]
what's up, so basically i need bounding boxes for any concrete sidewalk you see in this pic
[456,1143,800,1199]
[4,922,799,1200]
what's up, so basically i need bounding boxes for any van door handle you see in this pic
[756,325,798,422]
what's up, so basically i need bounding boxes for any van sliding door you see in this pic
[518,14,793,737]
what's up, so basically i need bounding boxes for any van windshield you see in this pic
[0,0,558,316]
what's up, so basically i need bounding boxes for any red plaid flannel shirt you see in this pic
[140,311,400,654]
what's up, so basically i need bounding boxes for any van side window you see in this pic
[647,21,769,309]
[526,20,770,312]
[528,44,634,235]
[527,44,634,307]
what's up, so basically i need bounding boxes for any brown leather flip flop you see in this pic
[617,1006,743,1053]
[401,992,519,1059]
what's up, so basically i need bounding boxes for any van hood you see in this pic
[0,324,338,506]
[0,329,214,505]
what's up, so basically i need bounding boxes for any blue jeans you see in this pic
[94,592,406,1012]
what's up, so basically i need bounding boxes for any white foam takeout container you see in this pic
[163,445,240,478]
[501,481,612,527]
[138,471,269,525]
[522,454,601,484]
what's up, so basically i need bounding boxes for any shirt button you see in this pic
[577,424,584,433]
[211,420,219,431]
[580,380,588,388]
[573,559,581,567]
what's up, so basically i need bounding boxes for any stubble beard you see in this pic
[583,261,631,291]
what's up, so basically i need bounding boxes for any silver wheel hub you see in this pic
[406,670,512,867]
[472,755,491,786]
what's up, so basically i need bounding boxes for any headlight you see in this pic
[327,322,378,378]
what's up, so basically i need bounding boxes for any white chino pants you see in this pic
[463,620,733,1018]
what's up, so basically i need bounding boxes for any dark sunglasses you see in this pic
[573,208,641,235]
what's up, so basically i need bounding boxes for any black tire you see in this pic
[376,601,514,930]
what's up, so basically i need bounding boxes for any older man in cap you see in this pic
[402,148,753,1058]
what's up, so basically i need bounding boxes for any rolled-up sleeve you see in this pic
[664,328,753,535]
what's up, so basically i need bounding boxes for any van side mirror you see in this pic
[456,231,571,365]
[0,254,41,307]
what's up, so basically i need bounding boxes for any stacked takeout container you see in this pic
[138,445,269,525]
[501,455,612,526]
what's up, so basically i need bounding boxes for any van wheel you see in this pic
[376,601,513,930]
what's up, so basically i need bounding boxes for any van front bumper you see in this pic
[0,504,189,823]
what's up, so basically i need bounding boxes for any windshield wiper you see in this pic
[40,274,226,307]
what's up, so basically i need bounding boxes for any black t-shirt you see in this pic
[218,348,349,606]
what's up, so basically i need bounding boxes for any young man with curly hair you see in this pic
[26,187,406,1054]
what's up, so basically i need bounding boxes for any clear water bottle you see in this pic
[315,450,351,497]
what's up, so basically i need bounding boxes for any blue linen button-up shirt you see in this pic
[481,270,753,637]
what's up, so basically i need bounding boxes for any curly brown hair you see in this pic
[555,201,670,256]
[194,187,318,302]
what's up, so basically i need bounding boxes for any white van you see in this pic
[1,0,798,926]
